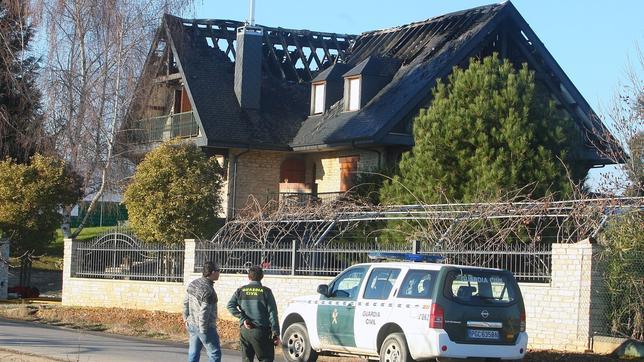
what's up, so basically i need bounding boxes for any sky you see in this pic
[192,1,644,189]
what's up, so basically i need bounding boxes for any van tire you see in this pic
[380,332,413,362]
[282,323,318,362]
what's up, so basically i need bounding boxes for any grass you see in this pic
[48,225,113,256]
[54,225,114,244]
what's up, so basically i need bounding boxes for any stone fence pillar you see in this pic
[62,238,78,305]
[526,240,602,351]
[0,240,9,300]
[183,239,197,286]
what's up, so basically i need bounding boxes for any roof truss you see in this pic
[178,18,357,83]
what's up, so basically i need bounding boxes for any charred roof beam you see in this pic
[183,20,355,81]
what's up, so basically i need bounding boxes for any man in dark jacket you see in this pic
[183,261,221,362]
[227,266,280,362]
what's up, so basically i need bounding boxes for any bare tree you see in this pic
[210,193,642,250]
[35,0,194,236]
[593,45,643,196]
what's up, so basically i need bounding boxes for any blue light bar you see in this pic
[367,252,444,263]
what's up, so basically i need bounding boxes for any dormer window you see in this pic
[311,82,326,115]
[346,76,361,111]
[342,56,401,113]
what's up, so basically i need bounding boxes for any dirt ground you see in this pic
[0,303,631,361]
[0,348,62,362]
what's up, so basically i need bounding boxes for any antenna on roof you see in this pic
[248,0,256,26]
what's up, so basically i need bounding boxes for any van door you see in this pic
[317,265,369,349]
[435,268,524,345]
[354,267,401,352]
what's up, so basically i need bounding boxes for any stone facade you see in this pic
[0,240,8,300]
[304,149,381,193]
[62,239,604,352]
[225,148,383,216]
[227,149,285,216]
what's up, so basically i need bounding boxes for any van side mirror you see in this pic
[317,284,330,297]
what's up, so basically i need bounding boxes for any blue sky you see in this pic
[194,0,642,189]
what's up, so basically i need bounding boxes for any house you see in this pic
[122,1,616,218]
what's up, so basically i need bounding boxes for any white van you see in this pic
[280,254,527,361]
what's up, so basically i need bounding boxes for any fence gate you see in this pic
[73,228,184,282]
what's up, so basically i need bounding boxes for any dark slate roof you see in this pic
[159,2,617,163]
[312,63,352,83]
[343,56,402,78]
[165,15,315,149]
[291,3,509,148]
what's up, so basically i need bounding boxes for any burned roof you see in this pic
[292,3,509,149]
[161,15,355,149]
[159,1,615,164]
[342,56,402,78]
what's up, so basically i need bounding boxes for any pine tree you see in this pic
[0,1,44,163]
[382,54,585,204]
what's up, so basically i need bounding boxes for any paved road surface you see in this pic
[0,318,260,362]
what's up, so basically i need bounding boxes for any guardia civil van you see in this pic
[280,253,527,361]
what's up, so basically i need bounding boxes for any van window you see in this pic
[443,269,518,305]
[397,270,438,299]
[363,268,400,300]
[329,266,369,300]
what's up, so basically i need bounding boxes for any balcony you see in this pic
[265,191,347,207]
[133,111,198,143]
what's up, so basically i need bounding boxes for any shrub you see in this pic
[0,155,81,253]
[124,141,224,244]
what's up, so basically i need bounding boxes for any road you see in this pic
[0,318,260,362]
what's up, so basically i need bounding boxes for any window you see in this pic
[312,82,325,114]
[328,266,369,300]
[347,77,361,111]
[398,270,438,299]
[443,269,519,306]
[363,268,400,300]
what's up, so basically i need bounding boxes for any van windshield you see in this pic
[443,269,519,306]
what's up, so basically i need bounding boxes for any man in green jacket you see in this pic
[227,266,280,362]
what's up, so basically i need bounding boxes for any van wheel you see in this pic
[282,323,318,362]
[380,332,413,362]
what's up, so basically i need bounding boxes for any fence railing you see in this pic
[133,111,198,143]
[72,228,184,282]
[194,240,552,282]
[265,192,347,206]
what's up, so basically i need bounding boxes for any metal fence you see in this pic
[72,228,184,282]
[273,192,347,206]
[194,240,552,282]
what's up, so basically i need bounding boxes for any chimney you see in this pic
[234,25,263,110]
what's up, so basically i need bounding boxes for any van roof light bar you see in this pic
[367,252,444,263]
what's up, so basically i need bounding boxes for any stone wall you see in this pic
[519,241,601,352]
[225,148,382,216]
[227,149,285,216]
[62,239,603,352]
[184,272,332,322]
[305,150,381,193]
[0,240,8,300]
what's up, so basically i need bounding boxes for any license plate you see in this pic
[467,329,500,340]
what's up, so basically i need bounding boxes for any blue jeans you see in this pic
[188,323,222,362]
